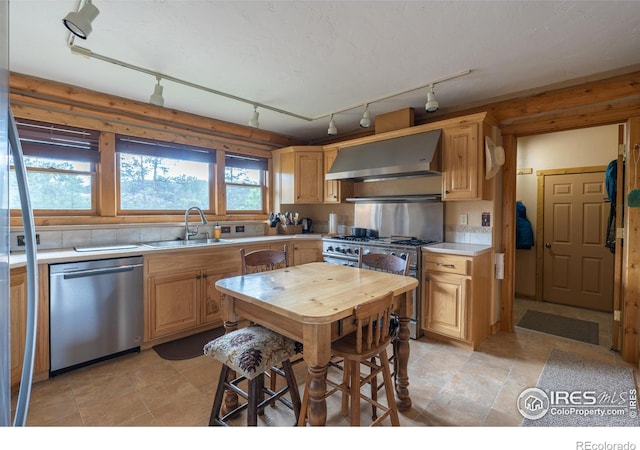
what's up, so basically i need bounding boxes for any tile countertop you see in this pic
[9,233,323,269]
[422,242,493,257]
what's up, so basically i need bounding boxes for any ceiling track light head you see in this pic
[63,0,100,40]
[327,114,338,136]
[425,84,439,113]
[149,76,165,107]
[248,105,260,128]
[359,104,371,128]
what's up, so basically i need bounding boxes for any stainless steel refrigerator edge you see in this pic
[0,0,10,427]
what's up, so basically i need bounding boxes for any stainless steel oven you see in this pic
[322,199,444,339]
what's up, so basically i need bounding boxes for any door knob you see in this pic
[545,242,552,248]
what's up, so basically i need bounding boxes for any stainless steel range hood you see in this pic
[325,129,441,182]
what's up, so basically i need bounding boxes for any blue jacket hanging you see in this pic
[516,201,534,249]
[605,160,617,253]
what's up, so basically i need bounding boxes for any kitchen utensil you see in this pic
[352,227,366,237]
[628,144,640,207]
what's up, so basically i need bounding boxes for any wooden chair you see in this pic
[240,245,294,395]
[240,244,289,274]
[358,249,410,420]
[298,291,400,426]
[205,245,301,426]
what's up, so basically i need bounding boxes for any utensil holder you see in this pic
[278,223,303,235]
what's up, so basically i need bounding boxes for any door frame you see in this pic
[501,118,640,365]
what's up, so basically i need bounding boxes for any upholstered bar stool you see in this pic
[204,324,302,426]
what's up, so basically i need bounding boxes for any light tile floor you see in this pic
[13,299,639,427]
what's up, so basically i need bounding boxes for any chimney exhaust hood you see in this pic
[325,129,441,182]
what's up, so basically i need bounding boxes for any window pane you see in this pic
[119,153,209,210]
[224,167,261,185]
[226,185,262,211]
[10,154,92,171]
[9,169,92,210]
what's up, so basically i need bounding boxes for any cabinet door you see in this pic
[324,148,340,203]
[148,271,199,339]
[202,270,237,325]
[442,122,479,200]
[293,241,322,265]
[10,268,27,389]
[423,271,468,339]
[295,151,323,203]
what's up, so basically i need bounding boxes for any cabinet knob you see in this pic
[203,274,208,278]
[545,242,552,249]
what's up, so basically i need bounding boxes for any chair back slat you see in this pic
[241,245,289,274]
[353,291,394,354]
[358,249,410,276]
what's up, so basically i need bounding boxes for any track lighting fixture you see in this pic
[359,104,371,128]
[248,105,260,128]
[327,115,338,136]
[149,77,165,106]
[63,0,100,40]
[425,84,439,113]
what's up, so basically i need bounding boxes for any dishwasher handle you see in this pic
[57,264,142,280]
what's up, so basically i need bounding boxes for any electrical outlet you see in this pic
[17,234,40,246]
[235,225,245,233]
[221,226,231,234]
[459,214,468,225]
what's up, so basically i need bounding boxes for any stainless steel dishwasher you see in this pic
[49,256,144,375]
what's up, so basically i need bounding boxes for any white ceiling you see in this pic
[8,1,640,142]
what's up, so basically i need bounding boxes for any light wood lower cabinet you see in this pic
[292,240,322,265]
[421,251,492,349]
[10,267,27,389]
[145,247,243,342]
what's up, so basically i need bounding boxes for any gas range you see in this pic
[322,235,438,270]
[322,234,439,340]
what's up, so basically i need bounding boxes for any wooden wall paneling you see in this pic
[9,72,302,148]
[10,95,276,159]
[622,116,640,363]
[500,134,516,332]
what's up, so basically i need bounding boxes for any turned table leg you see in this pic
[395,316,412,411]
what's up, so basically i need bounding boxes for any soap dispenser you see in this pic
[213,222,221,240]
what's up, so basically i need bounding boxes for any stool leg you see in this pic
[247,373,263,426]
[380,349,400,426]
[370,356,378,421]
[341,362,350,416]
[349,360,360,426]
[297,372,311,426]
[209,365,230,426]
[282,359,301,423]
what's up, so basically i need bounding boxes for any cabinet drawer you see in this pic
[423,254,471,275]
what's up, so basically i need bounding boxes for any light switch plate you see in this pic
[459,214,468,225]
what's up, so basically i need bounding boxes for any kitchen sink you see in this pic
[141,238,234,248]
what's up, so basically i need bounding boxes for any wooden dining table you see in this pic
[214,261,419,426]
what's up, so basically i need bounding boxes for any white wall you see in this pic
[515,124,619,298]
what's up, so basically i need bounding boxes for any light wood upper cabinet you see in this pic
[272,146,324,210]
[421,250,492,349]
[442,114,497,201]
[323,147,354,203]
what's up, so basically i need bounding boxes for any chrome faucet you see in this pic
[184,206,208,240]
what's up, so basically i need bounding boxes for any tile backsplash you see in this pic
[9,221,267,253]
[445,224,492,246]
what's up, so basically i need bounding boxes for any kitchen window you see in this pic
[9,119,98,213]
[224,153,268,212]
[116,136,214,213]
